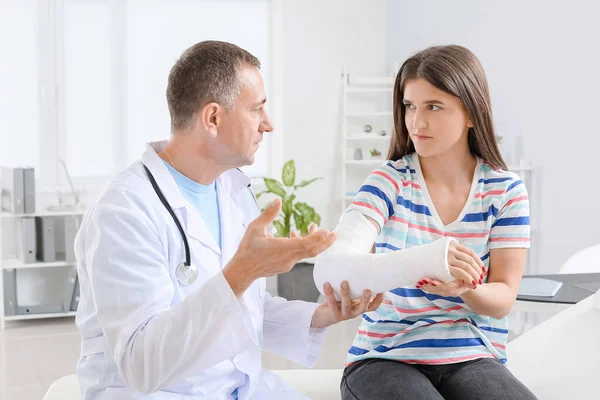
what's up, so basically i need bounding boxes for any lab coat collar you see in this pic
[141,141,251,256]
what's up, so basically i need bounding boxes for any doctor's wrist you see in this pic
[223,258,256,298]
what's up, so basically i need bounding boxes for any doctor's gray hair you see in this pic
[166,40,261,131]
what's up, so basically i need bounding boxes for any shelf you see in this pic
[3,259,75,270]
[0,209,85,218]
[346,135,391,140]
[4,311,77,321]
[346,87,393,93]
[350,76,395,85]
[507,165,534,172]
[345,111,392,117]
[345,160,386,165]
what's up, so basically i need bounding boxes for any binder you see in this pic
[1,167,25,214]
[36,216,56,262]
[23,167,35,214]
[18,217,37,263]
[62,266,78,312]
[63,215,81,263]
[3,269,17,316]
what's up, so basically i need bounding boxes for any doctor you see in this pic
[74,40,383,400]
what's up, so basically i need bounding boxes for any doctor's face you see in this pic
[216,66,274,167]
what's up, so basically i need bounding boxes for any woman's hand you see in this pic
[417,278,474,297]
[447,241,486,286]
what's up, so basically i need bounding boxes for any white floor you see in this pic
[0,309,546,400]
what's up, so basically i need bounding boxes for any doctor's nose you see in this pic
[260,111,275,133]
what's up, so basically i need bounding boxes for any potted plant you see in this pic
[256,160,322,301]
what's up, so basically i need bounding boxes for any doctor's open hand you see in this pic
[223,198,338,297]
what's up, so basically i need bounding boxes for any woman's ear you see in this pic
[467,118,474,128]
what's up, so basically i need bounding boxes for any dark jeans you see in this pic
[341,358,538,400]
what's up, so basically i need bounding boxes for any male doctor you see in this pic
[74,40,383,399]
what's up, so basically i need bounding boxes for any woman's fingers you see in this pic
[449,266,479,287]
[449,259,481,284]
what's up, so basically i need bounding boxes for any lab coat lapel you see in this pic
[218,182,246,268]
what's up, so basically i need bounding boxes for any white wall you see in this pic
[386,0,600,274]
[277,0,388,231]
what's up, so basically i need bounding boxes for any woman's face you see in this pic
[402,78,472,158]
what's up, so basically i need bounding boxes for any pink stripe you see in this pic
[489,237,530,242]
[382,299,441,314]
[357,329,397,339]
[475,189,504,199]
[389,216,445,236]
[373,170,421,191]
[447,230,491,239]
[504,195,529,207]
[399,318,470,334]
[445,305,464,312]
[372,171,400,192]
[491,342,506,350]
[400,354,496,365]
[352,201,385,219]
[482,161,501,172]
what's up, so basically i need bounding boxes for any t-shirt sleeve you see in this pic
[345,163,400,231]
[489,177,530,249]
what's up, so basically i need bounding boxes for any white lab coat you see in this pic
[75,141,326,400]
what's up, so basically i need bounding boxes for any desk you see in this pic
[513,272,600,313]
[507,294,600,399]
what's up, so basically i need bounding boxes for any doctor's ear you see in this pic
[198,102,221,138]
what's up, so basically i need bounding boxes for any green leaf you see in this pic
[255,191,267,199]
[293,211,304,234]
[272,220,287,237]
[312,212,321,226]
[293,177,321,190]
[282,160,296,187]
[263,178,286,197]
[295,203,315,230]
[282,194,295,216]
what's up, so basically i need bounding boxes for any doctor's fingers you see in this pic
[350,289,373,317]
[250,198,282,232]
[299,230,337,257]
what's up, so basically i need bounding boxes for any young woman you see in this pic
[337,45,536,399]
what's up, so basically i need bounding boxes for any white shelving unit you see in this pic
[0,207,86,329]
[340,66,395,213]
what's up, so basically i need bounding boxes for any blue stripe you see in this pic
[506,180,523,193]
[359,185,394,217]
[397,195,432,216]
[386,162,416,174]
[389,288,464,303]
[372,337,486,352]
[479,177,512,184]
[479,326,509,334]
[349,346,370,355]
[375,242,401,251]
[481,252,490,262]
[462,205,499,222]
[362,314,416,325]
[492,216,530,227]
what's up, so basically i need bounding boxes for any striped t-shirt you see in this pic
[345,153,530,366]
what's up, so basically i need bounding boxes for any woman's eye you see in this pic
[405,104,415,110]
[430,105,440,111]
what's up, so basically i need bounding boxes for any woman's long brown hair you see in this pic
[387,45,507,170]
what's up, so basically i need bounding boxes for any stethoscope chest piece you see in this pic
[176,262,198,286]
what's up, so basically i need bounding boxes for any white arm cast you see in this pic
[313,210,455,300]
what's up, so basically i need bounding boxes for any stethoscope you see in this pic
[143,165,265,286]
